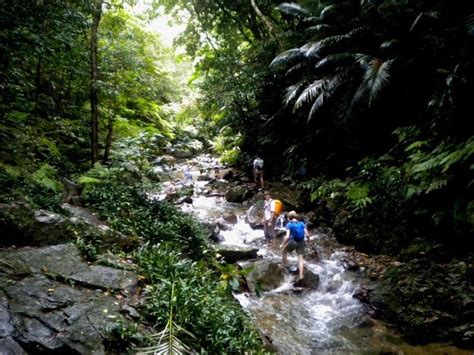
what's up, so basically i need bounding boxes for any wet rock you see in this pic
[216,218,233,231]
[0,337,27,354]
[341,258,360,271]
[222,213,238,225]
[364,258,474,347]
[0,202,138,251]
[69,265,137,293]
[176,196,193,204]
[243,260,285,294]
[63,178,82,206]
[214,244,259,263]
[306,244,320,261]
[0,202,75,247]
[225,186,249,203]
[221,169,234,180]
[208,225,224,243]
[293,270,319,289]
[246,201,264,229]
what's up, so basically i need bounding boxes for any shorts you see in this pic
[253,168,263,178]
[286,239,305,255]
[264,219,275,241]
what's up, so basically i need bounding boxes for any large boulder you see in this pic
[246,201,264,229]
[0,202,138,251]
[0,244,141,354]
[214,244,259,263]
[243,260,285,294]
[363,258,474,347]
[293,270,320,289]
[0,202,76,247]
[225,186,253,203]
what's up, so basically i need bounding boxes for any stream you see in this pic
[151,154,471,354]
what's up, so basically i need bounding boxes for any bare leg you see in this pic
[298,255,305,280]
[282,250,288,267]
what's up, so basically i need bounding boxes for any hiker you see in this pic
[164,181,176,194]
[183,166,193,185]
[263,191,276,247]
[280,211,311,280]
[253,156,264,188]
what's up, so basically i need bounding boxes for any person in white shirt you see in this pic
[263,191,276,247]
[253,157,264,188]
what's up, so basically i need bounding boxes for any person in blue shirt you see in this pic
[280,210,311,280]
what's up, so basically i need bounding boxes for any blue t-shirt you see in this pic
[286,220,305,241]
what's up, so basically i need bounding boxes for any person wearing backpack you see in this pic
[253,156,264,188]
[280,211,310,280]
[263,191,277,247]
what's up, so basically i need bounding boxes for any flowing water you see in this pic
[151,155,471,354]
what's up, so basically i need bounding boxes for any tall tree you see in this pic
[90,0,103,165]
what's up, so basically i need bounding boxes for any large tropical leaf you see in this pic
[276,3,310,18]
[283,81,306,106]
[300,27,365,58]
[353,58,394,106]
[270,48,302,66]
[294,79,326,110]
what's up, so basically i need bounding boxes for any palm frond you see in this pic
[307,91,326,121]
[320,4,337,21]
[368,58,394,104]
[283,81,306,106]
[360,0,377,12]
[294,79,326,110]
[315,53,365,72]
[270,48,302,67]
[135,283,195,355]
[380,39,400,53]
[307,70,347,122]
[352,79,369,107]
[306,24,331,35]
[467,13,474,36]
[353,58,393,107]
[410,11,440,32]
[286,62,306,76]
[300,27,365,58]
[276,3,310,18]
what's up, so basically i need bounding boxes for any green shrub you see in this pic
[135,245,264,353]
[82,180,207,260]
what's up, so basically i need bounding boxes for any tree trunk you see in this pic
[250,0,281,47]
[102,115,113,164]
[34,56,42,117]
[89,0,102,165]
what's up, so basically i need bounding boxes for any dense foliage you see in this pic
[1,0,473,350]
[79,167,264,351]
[159,0,473,255]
